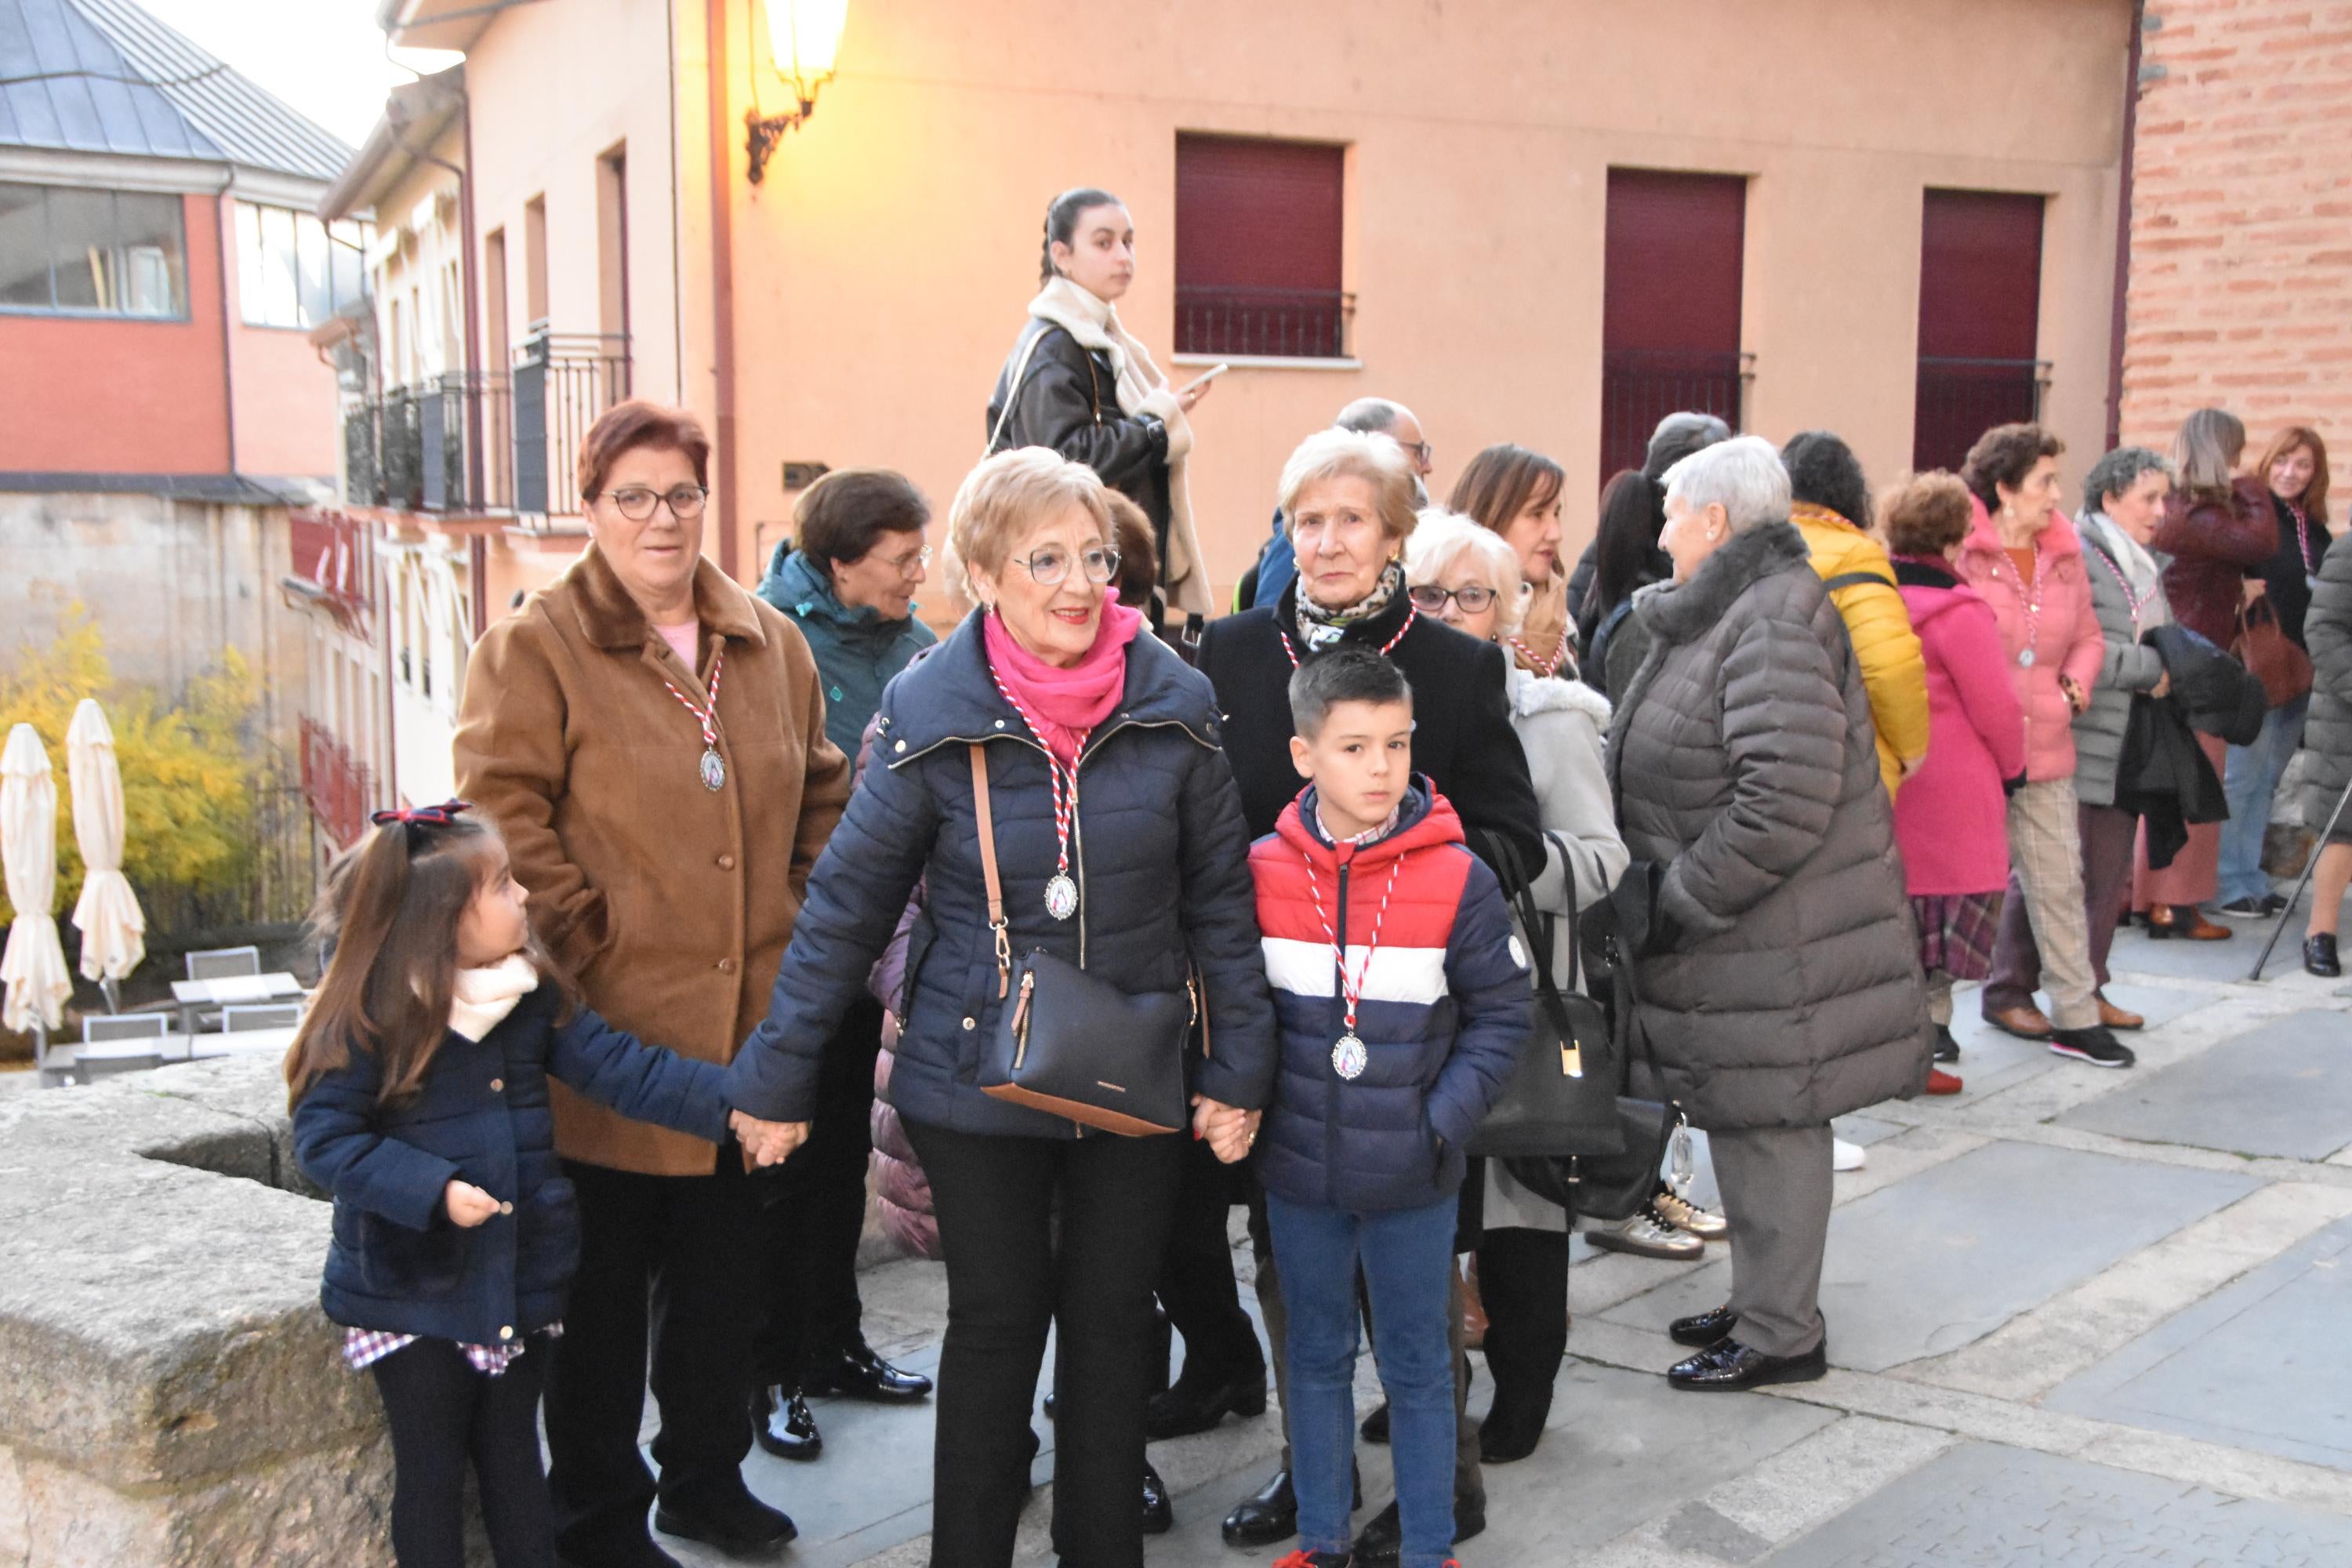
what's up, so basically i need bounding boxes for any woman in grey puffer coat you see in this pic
[1606,437,1929,1394]
[2298,539,2352,975]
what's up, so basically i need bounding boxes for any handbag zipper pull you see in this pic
[992,917,1012,999]
[1009,970,1036,1066]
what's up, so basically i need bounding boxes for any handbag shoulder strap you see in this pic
[969,745,1011,996]
[985,323,1054,459]
[1544,829,1584,993]
[1821,569,1895,593]
[1479,830,1573,1036]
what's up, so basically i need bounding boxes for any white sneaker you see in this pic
[1832,1137,1867,1173]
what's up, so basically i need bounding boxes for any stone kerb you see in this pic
[0,1054,402,1567]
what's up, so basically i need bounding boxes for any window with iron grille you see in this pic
[1914,189,2045,474]
[1599,169,1749,481]
[1174,134,1350,360]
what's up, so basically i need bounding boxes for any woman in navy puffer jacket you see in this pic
[728,448,1276,1568]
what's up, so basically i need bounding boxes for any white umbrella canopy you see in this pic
[2,722,71,1033]
[67,699,145,982]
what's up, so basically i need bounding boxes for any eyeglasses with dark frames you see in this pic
[1011,544,1121,587]
[598,484,710,522]
[1407,583,1500,613]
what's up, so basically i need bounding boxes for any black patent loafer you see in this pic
[1669,1304,1739,1348]
[2307,934,2342,978]
[1351,1490,1486,1564]
[803,1342,933,1403]
[653,1487,797,1554]
[750,1385,822,1461]
[1359,1400,1389,1443]
[1144,1370,1269,1439]
[1667,1335,1829,1392]
[1222,1468,1298,1547]
[1142,1459,1173,1535]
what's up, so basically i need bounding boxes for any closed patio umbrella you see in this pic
[2,723,71,1034]
[67,699,144,1001]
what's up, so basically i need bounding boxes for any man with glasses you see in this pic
[748,469,942,1469]
[1250,398,1435,611]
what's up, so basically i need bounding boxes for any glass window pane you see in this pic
[259,203,298,327]
[297,213,330,325]
[48,187,112,310]
[112,191,185,316]
[237,201,267,322]
[329,219,365,310]
[0,183,49,307]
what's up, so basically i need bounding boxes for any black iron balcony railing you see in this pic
[513,330,632,517]
[1914,358,2051,474]
[341,372,514,514]
[1174,285,1354,360]
[1599,348,1755,481]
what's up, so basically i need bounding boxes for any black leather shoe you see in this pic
[555,1533,683,1568]
[1141,1459,1173,1535]
[1667,1335,1828,1391]
[1669,1304,1738,1348]
[1359,1400,1389,1443]
[750,1385,822,1461]
[653,1487,797,1554]
[1144,1370,1269,1439]
[1352,1491,1486,1563]
[2307,934,2342,978]
[802,1342,932,1403]
[1478,1397,1548,1464]
[1931,1024,1960,1063]
[1221,1465,1361,1547]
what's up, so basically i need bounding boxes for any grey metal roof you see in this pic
[0,0,353,183]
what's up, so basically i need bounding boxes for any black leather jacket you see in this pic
[986,319,1172,544]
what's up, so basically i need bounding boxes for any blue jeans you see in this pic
[2218,692,2309,905]
[1265,1191,1457,1568]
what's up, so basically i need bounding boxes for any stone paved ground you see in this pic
[659,899,2352,1568]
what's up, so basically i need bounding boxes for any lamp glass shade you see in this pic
[764,0,848,97]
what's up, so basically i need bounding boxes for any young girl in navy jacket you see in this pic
[287,803,793,1568]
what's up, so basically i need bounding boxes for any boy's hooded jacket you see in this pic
[1250,779,1530,1212]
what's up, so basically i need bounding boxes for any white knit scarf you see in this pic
[1027,276,1212,616]
[451,953,539,1042]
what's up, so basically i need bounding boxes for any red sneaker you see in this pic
[1272,1552,1352,1568]
[1925,1067,1963,1095]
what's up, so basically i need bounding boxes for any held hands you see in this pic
[730,1109,809,1167]
[443,1180,499,1228]
[1191,1094,1261,1165]
[2059,674,2089,717]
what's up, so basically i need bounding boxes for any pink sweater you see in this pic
[1952,497,2105,783]
[1890,559,2027,895]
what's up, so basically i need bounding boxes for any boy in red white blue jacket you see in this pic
[1250,648,1530,1568]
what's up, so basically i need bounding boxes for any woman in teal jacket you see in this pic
[748,468,941,1456]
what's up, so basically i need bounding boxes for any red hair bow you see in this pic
[371,800,473,828]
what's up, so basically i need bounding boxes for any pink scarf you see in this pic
[982,594,1143,766]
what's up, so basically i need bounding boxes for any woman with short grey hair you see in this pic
[1606,436,1928,1392]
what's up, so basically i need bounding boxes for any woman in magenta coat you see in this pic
[1887,473,2027,1083]
[1955,424,2132,1069]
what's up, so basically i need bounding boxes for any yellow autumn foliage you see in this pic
[0,608,261,925]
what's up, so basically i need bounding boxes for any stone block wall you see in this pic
[0,1057,415,1567]
[2122,1,2352,453]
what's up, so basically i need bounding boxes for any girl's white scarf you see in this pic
[1028,276,1212,616]
[451,953,539,1042]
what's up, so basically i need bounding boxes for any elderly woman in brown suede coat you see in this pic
[455,400,851,1568]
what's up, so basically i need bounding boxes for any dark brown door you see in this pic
[1600,169,1747,481]
[1915,189,2045,472]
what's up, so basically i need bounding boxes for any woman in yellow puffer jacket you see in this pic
[1783,431,1931,798]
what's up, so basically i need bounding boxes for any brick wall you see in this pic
[2122,1,2352,468]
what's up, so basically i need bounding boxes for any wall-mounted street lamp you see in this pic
[746,0,848,184]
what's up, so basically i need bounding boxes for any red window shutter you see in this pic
[1599,169,1747,480]
[1174,135,1347,358]
[1915,189,2045,471]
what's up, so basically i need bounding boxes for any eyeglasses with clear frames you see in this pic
[599,485,710,522]
[1011,544,1121,587]
[884,544,934,578]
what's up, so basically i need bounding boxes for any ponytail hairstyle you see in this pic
[2172,406,2248,503]
[284,808,574,1110]
[1040,186,1122,287]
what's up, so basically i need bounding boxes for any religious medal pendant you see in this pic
[1044,872,1079,921]
[699,746,727,793]
[2017,648,2037,668]
[1331,1032,1367,1080]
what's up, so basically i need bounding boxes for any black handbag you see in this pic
[967,745,1196,1137]
[1501,1097,1679,1222]
[1466,833,1623,1160]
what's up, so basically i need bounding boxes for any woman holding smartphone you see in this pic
[986,186,1218,625]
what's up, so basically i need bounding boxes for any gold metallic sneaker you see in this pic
[1653,1189,1729,1241]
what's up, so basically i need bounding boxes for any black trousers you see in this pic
[543,1149,762,1560]
[1153,1131,1266,1385]
[754,995,885,1384]
[1475,1227,1568,1424]
[369,1335,557,1568]
[903,1117,1185,1568]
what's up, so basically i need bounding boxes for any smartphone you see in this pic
[1178,363,1232,395]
